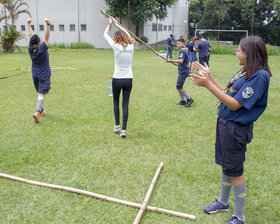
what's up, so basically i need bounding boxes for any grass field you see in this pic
[0,49,279,224]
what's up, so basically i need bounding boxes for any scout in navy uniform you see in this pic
[190,36,272,224]
[186,36,198,71]
[195,34,210,66]
[166,34,175,59]
[167,38,194,107]
[27,18,51,123]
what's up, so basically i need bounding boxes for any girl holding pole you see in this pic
[104,17,136,137]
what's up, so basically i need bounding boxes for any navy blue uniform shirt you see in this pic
[167,37,173,47]
[197,40,210,57]
[178,48,189,75]
[218,69,270,125]
[29,42,51,80]
[187,42,195,52]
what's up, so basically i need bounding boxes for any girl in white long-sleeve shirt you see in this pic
[104,17,136,137]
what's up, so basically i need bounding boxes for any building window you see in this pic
[50,25,54,31]
[164,25,167,31]
[39,25,44,31]
[31,25,35,31]
[158,24,162,31]
[168,25,172,31]
[59,24,64,31]
[21,25,26,31]
[152,23,157,31]
[81,24,87,31]
[70,24,75,31]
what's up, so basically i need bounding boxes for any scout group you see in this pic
[27,17,271,224]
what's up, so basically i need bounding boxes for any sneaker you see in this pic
[40,110,46,116]
[204,199,229,214]
[177,100,186,105]
[227,216,245,224]
[33,112,41,123]
[185,98,194,107]
[120,130,126,138]
[114,125,121,133]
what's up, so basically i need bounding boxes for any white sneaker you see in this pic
[120,130,126,138]
[114,125,121,133]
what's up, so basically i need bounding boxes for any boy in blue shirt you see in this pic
[167,39,194,107]
[166,34,175,59]
[27,18,51,123]
[195,35,210,66]
[190,36,271,224]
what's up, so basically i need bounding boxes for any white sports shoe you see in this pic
[120,130,126,138]
[114,125,121,133]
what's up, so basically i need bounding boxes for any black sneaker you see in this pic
[177,100,186,105]
[185,98,194,107]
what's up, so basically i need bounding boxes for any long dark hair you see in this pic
[240,36,272,79]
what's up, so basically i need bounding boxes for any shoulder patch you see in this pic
[242,87,254,98]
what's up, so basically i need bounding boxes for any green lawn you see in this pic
[0,49,279,224]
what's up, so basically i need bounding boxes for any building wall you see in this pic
[0,0,188,48]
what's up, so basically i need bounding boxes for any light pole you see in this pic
[186,0,190,40]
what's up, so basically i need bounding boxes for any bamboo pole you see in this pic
[133,162,164,224]
[0,172,195,220]
[100,9,178,67]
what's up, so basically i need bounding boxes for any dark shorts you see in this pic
[215,117,253,177]
[199,56,208,66]
[176,73,188,89]
[33,75,51,94]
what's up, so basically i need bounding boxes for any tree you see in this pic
[0,0,30,52]
[104,0,176,36]
[6,0,30,25]
[189,0,280,45]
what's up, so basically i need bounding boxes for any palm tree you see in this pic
[6,0,30,25]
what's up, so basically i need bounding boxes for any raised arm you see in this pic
[27,19,33,38]
[44,18,50,45]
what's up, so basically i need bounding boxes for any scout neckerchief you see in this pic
[217,67,246,109]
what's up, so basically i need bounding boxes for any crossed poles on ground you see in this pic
[0,163,195,223]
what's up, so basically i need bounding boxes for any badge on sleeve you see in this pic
[242,87,254,98]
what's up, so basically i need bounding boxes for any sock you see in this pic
[218,174,232,205]
[36,99,44,112]
[183,92,191,100]
[233,182,246,221]
[179,94,185,101]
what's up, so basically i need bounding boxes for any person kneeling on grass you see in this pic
[190,36,271,224]
[166,38,194,107]
[27,18,51,123]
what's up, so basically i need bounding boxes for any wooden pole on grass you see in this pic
[100,10,178,67]
[0,172,195,220]
[133,162,164,224]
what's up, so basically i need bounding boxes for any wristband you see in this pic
[46,23,51,26]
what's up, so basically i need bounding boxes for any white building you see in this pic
[0,0,188,48]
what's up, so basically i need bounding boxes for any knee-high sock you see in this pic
[233,182,246,221]
[179,94,185,101]
[218,174,232,205]
[36,99,44,112]
[183,92,191,100]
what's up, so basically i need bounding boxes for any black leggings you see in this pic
[112,78,133,130]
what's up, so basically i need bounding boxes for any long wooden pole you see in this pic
[133,162,164,224]
[100,10,178,67]
[0,172,195,220]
